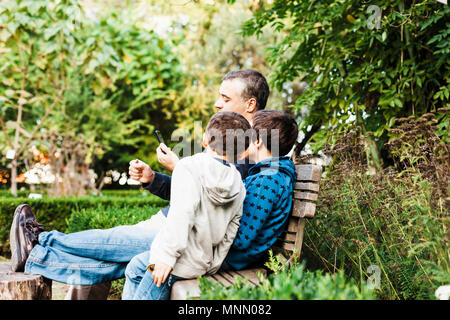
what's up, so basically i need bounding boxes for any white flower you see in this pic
[435,285,450,300]
[119,176,127,185]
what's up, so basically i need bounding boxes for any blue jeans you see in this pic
[24,225,159,285]
[122,250,184,300]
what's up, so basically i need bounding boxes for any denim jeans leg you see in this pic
[24,243,127,285]
[123,251,183,300]
[37,225,160,263]
[122,251,149,300]
[133,271,183,300]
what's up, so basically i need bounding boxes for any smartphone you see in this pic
[154,130,167,154]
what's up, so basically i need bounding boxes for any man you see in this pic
[9,69,270,299]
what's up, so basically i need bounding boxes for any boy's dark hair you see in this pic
[222,69,270,110]
[205,111,252,162]
[252,110,298,156]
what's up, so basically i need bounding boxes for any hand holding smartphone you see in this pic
[154,130,167,154]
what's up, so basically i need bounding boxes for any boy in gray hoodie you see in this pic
[122,111,251,300]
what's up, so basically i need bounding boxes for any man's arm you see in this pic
[141,172,172,201]
[128,159,172,201]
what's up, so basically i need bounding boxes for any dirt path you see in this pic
[51,281,71,300]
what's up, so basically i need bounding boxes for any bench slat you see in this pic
[295,165,322,182]
[286,217,300,233]
[294,191,318,201]
[294,182,320,192]
[221,271,237,284]
[280,232,296,242]
[233,268,266,286]
[281,241,295,251]
[292,201,316,218]
[210,273,233,287]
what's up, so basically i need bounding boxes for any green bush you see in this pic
[0,190,31,198]
[198,261,374,300]
[66,204,163,300]
[66,205,162,233]
[0,194,167,256]
[300,116,449,300]
[0,189,154,199]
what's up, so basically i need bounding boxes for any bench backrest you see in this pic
[272,164,322,263]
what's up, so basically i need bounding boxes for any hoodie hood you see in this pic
[248,156,297,184]
[187,153,244,206]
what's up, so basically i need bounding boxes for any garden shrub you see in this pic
[198,260,374,300]
[300,112,449,300]
[66,205,162,233]
[0,194,167,257]
[67,204,163,300]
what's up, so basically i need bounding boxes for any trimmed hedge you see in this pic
[0,194,168,257]
[66,205,162,233]
[0,188,153,198]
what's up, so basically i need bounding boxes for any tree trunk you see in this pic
[10,159,18,197]
[0,262,52,300]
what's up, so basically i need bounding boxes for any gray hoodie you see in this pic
[148,152,246,278]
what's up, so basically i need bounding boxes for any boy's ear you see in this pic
[255,137,264,149]
[246,98,257,113]
[202,133,208,148]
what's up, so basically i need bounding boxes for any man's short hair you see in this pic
[205,111,252,162]
[252,110,298,156]
[222,69,270,110]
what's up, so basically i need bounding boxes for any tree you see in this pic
[0,0,185,196]
[235,0,450,167]
[0,0,84,195]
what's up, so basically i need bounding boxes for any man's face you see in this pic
[214,79,248,116]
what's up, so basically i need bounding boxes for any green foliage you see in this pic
[238,0,450,157]
[72,9,186,172]
[65,202,164,300]
[198,262,374,300]
[66,204,161,233]
[0,193,167,256]
[301,117,449,300]
[0,0,186,189]
[65,198,164,300]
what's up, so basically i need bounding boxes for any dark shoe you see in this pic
[10,204,44,272]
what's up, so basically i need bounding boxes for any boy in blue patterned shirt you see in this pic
[222,109,298,271]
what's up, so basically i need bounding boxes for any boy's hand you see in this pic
[128,159,155,184]
[151,261,173,287]
[156,143,179,172]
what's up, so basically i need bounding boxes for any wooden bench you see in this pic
[170,164,322,300]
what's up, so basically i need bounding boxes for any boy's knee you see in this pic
[125,255,146,281]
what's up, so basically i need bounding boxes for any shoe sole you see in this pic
[9,204,30,272]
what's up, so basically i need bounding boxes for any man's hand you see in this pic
[157,143,179,172]
[151,261,173,287]
[128,159,155,184]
